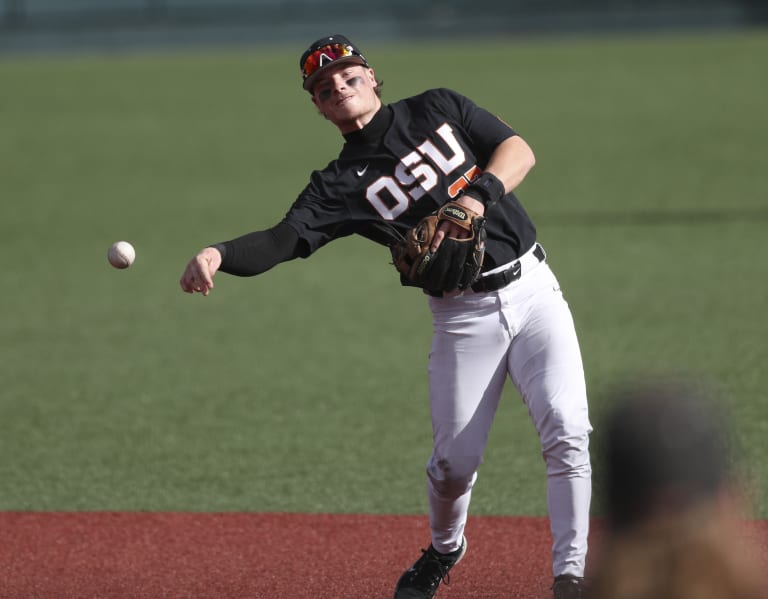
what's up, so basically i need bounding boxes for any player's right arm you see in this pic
[180,165,354,296]
[179,221,301,296]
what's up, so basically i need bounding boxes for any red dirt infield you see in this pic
[1,512,766,598]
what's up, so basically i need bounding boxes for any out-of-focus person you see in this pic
[588,381,765,599]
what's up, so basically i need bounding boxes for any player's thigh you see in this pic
[428,295,510,455]
[507,280,591,453]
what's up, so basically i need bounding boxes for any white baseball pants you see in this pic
[425,250,592,578]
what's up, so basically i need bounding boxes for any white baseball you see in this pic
[108,241,136,269]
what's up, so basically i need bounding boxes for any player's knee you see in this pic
[427,455,480,499]
[542,435,592,478]
[534,404,590,473]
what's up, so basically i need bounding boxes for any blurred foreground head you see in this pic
[602,381,732,530]
[591,380,765,599]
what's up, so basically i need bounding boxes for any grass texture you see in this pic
[1,30,766,516]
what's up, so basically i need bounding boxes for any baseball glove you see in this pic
[390,202,486,292]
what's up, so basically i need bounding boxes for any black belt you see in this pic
[471,243,546,293]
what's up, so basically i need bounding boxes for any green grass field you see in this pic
[1,30,766,517]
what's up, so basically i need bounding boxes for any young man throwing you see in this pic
[180,35,592,599]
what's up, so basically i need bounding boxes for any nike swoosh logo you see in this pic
[356,164,369,177]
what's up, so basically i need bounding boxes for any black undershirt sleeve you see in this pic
[211,221,301,277]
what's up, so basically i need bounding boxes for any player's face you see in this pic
[310,64,381,133]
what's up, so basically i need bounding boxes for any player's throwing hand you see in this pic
[180,247,222,296]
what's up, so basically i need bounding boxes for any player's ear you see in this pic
[367,68,383,98]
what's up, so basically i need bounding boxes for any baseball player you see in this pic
[180,35,592,599]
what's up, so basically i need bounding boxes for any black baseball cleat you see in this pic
[393,536,466,599]
[552,574,586,599]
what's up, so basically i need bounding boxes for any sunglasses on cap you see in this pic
[300,39,368,90]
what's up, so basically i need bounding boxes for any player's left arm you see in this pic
[477,134,536,198]
[431,134,535,251]
[451,88,537,201]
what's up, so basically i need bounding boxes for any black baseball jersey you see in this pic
[284,88,536,271]
[216,88,537,276]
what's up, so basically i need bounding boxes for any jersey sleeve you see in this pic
[213,221,301,277]
[281,168,354,258]
[430,88,517,165]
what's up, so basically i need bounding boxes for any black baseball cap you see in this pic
[299,34,369,91]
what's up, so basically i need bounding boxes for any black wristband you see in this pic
[462,172,505,208]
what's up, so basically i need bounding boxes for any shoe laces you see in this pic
[405,547,455,590]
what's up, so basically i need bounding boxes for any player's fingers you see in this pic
[197,259,215,296]
[180,268,196,293]
[180,262,207,295]
[189,278,212,295]
[447,222,469,240]
[181,278,200,294]
[197,276,213,296]
[430,227,446,253]
[433,222,467,252]
[197,256,215,289]
[431,220,459,253]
